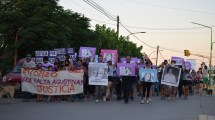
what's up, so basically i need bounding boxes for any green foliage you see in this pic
[0,0,143,73]
[93,24,143,58]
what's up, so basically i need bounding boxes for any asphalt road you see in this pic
[0,95,214,120]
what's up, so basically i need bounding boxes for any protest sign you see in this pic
[101,49,118,64]
[161,66,181,87]
[88,63,108,86]
[139,68,158,82]
[171,56,184,66]
[21,69,84,95]
[117,63,136,76]
[79,47,96,58]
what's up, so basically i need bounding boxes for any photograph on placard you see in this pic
[139,68,157,82]
[82,49,93,58]
[88,63,108,86]
[161,66,181,87]
[103,53,114,62]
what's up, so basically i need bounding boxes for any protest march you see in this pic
[16,46,212,105]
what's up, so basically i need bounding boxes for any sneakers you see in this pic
[141,99,149,104]
[103,97,106,102]
[146,99,149,104]
[95,99,99,103]
[141,99,146,104]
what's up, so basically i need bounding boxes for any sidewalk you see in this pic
[198,115,215,120]
[198,91,215,120]
[208,84,215,95]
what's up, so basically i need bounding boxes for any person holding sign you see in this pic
[104,60,115,101]
[22,54,36,102]
[71,59,86,102]
[94,55,107,103]
[121,56,134,104]
[141,61,153,104]
[41,56,53,71]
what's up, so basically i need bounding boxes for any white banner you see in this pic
[21,69,84,95]
[88,63,108,86]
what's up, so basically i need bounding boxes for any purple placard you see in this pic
[152,65,157,69]
[137,59,141,63]
[79,47,96,58]
[171,56,185,66]
[138,64,145,69]
[117,63,136,76]
[138,64,156,69]
[120,58,126,63]
[185,61,191,70]
[120,57,138,63]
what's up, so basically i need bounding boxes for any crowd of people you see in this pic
[21,53,211,104]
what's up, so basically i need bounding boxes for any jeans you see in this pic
[95,85,106,99]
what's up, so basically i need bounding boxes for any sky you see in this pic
[58,0,215,68]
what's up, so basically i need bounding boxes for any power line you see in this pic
[90,19,116,25]
[89,0,117,19]
[123,0,215,15]
[159,50,165,60]
[82,0,214,60]
[83,0,116,21]
[90,19,215,31]
[123,25,215,30]
[119,22,157,49]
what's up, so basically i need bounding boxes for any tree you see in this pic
[0,0,143,73]
[0,0,92,71]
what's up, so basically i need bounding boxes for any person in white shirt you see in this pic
[104,60,115,101]
[22,54,36,102]
[202,65,209,89]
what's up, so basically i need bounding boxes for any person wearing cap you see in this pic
[22,54,36,102]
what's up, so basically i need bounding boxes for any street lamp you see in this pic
[191,22,213,85]
[126,32,146,38]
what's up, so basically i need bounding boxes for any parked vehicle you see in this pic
[2,58,35,96]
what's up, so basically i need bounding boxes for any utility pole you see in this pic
[156,45,159,67]
[14,0,20,66]
[117,16,119,39]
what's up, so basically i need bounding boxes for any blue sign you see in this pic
[139,68,158,82]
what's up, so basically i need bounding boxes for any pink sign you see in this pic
[101,49,118,63]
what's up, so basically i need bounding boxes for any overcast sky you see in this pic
[59,0,215,68]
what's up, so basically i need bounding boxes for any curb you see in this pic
[198,115,215,120]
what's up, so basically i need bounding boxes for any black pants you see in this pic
[24,92,31,100]
[113,77,122,99]
[142,82,152,98]
[122,76,133,102]
[178,79,183,97]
